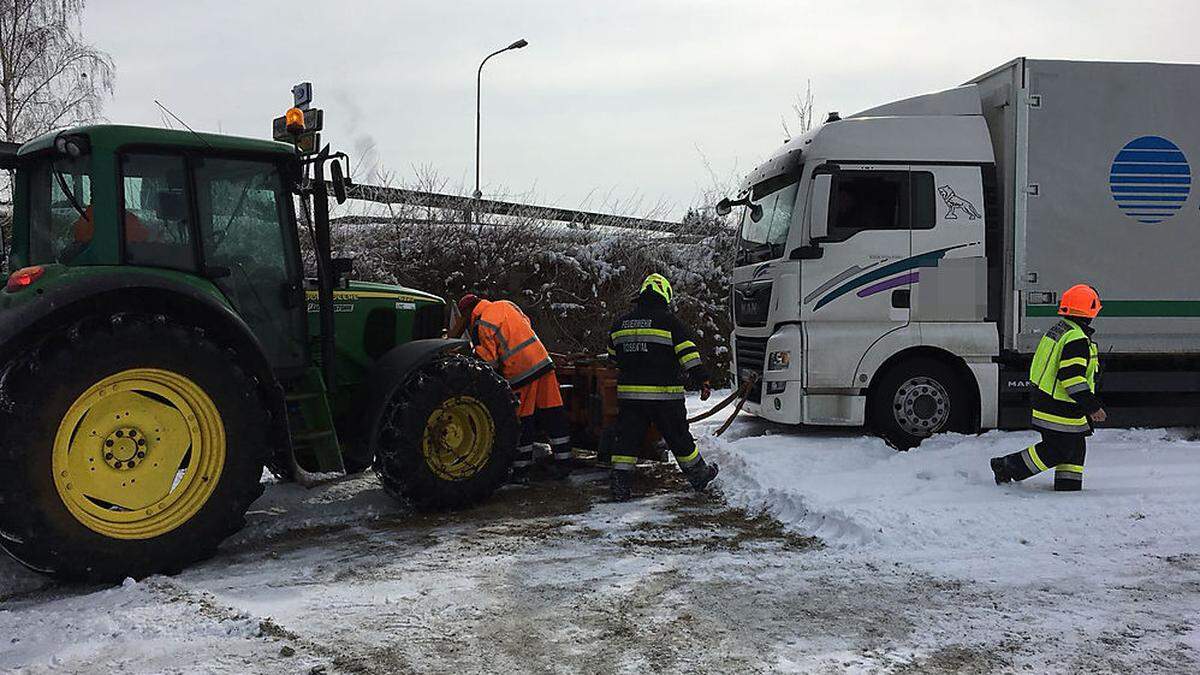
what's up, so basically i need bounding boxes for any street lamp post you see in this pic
[474,38,528,208]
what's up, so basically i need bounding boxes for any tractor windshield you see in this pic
[28,154,94,264]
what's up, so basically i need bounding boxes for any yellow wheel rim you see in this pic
[52,368,226,540]
[421,396,494,481]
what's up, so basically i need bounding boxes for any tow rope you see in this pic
[687,374,758,437]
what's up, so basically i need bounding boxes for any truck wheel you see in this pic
[869,357,970,450]
[374,354,518,510]
[0,315,269,581]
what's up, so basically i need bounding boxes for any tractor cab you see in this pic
[5,125,312,373]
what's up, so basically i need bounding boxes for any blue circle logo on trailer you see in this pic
[1109,136,1191,224]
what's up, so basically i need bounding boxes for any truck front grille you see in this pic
[733,280,772,327]
[735,335,768,404]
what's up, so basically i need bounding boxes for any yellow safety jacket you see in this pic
[1029,318,1099,433]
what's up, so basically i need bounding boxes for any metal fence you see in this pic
[328,181,682,233]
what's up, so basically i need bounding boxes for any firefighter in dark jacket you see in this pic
[991,284,1105,491]
[606,273,718,501]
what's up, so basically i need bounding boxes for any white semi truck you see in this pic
[727,58,1200,447]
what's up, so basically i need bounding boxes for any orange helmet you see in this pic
[1058,284,1102,319]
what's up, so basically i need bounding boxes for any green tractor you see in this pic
[0,96,520,581]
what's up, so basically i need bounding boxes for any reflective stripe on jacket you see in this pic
[608,294,709,400]
[1029,318,1099,433]
[469,299,554,388]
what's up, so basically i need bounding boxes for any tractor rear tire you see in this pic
[374,354,518,510]
[0,315,269,582]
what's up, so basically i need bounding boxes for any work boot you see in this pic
[542,460,573,481]
[510,464,532,485]
[684,460,719,492]
[610,469,633,502]
[990,457,1012,485]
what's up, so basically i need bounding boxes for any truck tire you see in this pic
[869,357,971,450]
[374,354,518,510]
[0,315,269,582]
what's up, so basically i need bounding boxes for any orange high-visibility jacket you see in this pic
[469,299,554,388]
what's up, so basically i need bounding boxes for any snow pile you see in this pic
[705,426,1200,581]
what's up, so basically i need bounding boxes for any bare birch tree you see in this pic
[0,0,112,267]
[0,0,112,143]
[780,79,815,142]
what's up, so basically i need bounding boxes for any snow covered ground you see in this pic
[706,422,1200,672]
[2,398,1199,673]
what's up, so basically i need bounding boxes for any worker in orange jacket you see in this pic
[453,294,572,482]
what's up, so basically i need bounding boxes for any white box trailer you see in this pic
[728,58,1200,447]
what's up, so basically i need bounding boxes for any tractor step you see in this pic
[292,429,337,444]
[282,368,345,475]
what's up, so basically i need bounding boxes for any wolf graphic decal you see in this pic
[937,185,981,220]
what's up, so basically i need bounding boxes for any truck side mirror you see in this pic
[810,174,832,241]
[715,198,732,216]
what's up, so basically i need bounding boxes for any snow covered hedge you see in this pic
[326,208,736,385]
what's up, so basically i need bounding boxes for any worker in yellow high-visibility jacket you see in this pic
[991,284,1105,491]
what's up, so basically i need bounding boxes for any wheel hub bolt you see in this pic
[103,426,149,470]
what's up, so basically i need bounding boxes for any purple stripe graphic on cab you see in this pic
[856,271,919,298]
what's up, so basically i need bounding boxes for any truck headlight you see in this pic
[766,381,788,395]
[767,350,791,371]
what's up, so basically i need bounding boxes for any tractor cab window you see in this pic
[27,155,94,265]
[195,156,306,370]
[120,154,196,271]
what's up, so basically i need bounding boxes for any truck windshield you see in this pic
[27,154,93,264]
[736,168,801,265]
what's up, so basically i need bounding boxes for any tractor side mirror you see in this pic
[330,159,348,205]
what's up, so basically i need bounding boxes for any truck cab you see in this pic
[730,86,1000,446]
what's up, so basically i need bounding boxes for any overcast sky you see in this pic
[85,0,1200,217]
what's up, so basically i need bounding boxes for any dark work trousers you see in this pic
[611,399,701,471]
[516,407,572,468]
[1000,428,1087,491]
